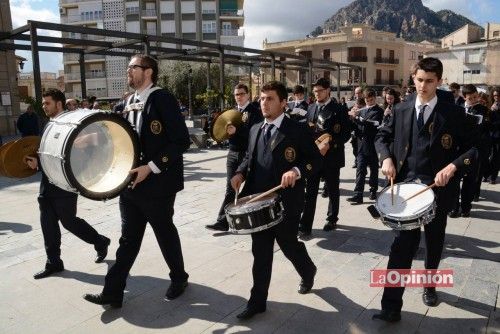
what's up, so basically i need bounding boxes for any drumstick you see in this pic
[402,183,436,203]
[234,187,239,205]
[246,174,302,204]
[390,177,394,206]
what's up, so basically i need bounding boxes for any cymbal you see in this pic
[0,140,16,177]
[315,133,332,145]
[0,136,41,178]
[210,109,243,143]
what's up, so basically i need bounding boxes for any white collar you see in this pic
[238,101,250,110]
[261,112,285,129]
[317,98,331,107]
[415,95,438,112]
[134,83,154,102]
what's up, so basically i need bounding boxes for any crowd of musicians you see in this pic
[20,55,499,323]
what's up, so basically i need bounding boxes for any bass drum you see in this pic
[39,109,139,200]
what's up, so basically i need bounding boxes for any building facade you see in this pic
[426,23,500,87]
[59,0,245,100]
[18,72,64,99]
[0,0,22,137]
[263,24,436,90]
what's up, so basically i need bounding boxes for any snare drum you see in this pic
[224,193,284,234]
[375,182,436,230]
[39,109,139,200]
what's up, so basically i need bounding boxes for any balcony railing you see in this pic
[220,9,244,17]
[63,54,105,62]
[60,13,103,24]
[220,28,243,36]
[126,7,139,15]
[348,56,367,62]
[60,0,94,4]
[87,89,108,98]
[374,79,397,85]
[142,9,157,17]
[65,71,106,80]
[374,57,399,64]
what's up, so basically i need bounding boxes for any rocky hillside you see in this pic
[311,0,481,42]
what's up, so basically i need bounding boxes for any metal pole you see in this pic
[29,23,42,104]
[79,52,87,99]
[248,65,253,100]
[188,67,193,120]
[206,60,211,91]
[336,64,341,101]
[143,37,150,55]
[307,60,313,95]
[219,48,225,111]
[270,55,276,81]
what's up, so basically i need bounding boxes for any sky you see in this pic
[8,0,499,73]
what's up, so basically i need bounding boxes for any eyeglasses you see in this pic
[127,64,148,70]
[234,92,247,96]
[313,88,326,94]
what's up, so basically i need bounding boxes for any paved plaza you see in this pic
[0,133,499,333]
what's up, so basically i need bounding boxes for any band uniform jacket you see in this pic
[466,103,491,155]
[236,116,322,210]
[375,98,478,210]
[128,89,190,198]
[306,101,351,169]
[229,101,263,152]
[353,104,384,157]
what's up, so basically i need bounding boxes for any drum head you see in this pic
[63,112,139,200]
[376,182,435,219]
[225,192,279,214]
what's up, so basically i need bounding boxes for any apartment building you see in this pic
[426,23,500,87]
[59,0,245,100]
[263,24,436,89]
[18,72,65,99]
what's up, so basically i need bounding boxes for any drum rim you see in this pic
[224,193,280,214]
[62,112,140,201]
[375,181,435,220]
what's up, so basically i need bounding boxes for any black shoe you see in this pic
[165,281,188,300]
[490,179,496,185]
[323,221,337,231]
[352,164,357,169]
[298,266,317,294]
[461,211,470,218]
[83,293,123,308]
[33,263,64,279]
[369,192,377,200]
[472,195,479,202]
[422,287,438,306]
[94,236,111,263]
[321,190,329,198]
[448,209,460,218]
[298,230,311,240]
[372,309,401,322]
[347,195,363,204]
[236,306,266,320]
[205,222,229,232]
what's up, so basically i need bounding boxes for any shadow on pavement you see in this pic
[0,221,33,234]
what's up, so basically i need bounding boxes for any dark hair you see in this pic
[356,97,366,107]
[364,88,376,98]
[382,86,391,93]
[462,84,478,97]
[449,82,460,90]
[132,54,159,84]
[261,81,287,101]
[411,57,443,80]
[384,89,401,108]
[234,83,249,93]
[292,85,305,94]
[42,88,66,107]
[312,77,331,89]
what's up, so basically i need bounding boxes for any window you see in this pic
[493,31,499,37]
[323,49,330,60]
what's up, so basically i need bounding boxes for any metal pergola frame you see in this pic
[0,20,363,109]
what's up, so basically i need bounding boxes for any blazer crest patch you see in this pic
[150,120,162,134]
[241,111,249,123]
[333,123,341,133]
[441,134,452,149]
[284,147,296,162]
[428,122,434,134]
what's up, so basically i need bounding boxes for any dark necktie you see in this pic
[417,105,426,130]
[263,123,274,146]
[133,97,140,127]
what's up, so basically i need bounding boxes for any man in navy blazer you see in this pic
[230,81,321,320]
[373,57,477,322]
[84,55,191,307]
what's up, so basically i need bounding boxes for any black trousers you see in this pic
[453,168,477,213]
[103,192,188,297]
[354,152,379,196]
[249,209,316,309]
[300,166,341,232]
[216,150,246,224]
[490,140,500,181]
[38,195,102,265]
[381,205,448,312]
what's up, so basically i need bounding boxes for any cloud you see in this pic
[10,0,62,72]
[243,0,351,49]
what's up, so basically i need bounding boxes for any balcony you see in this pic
[374,79,397,85]
[220,9,244,17]
[374,57,399,64]
[64,54,106,62]
[60,13,103,24]
[220,28,243,37]
[65,71,106,81]
[348,56,367,62]
[87,89,108,98]
[142,9,157,18]
[60,0,93,4]
[126,7,139,15]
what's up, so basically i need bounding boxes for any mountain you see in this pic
[311,0,482,42]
